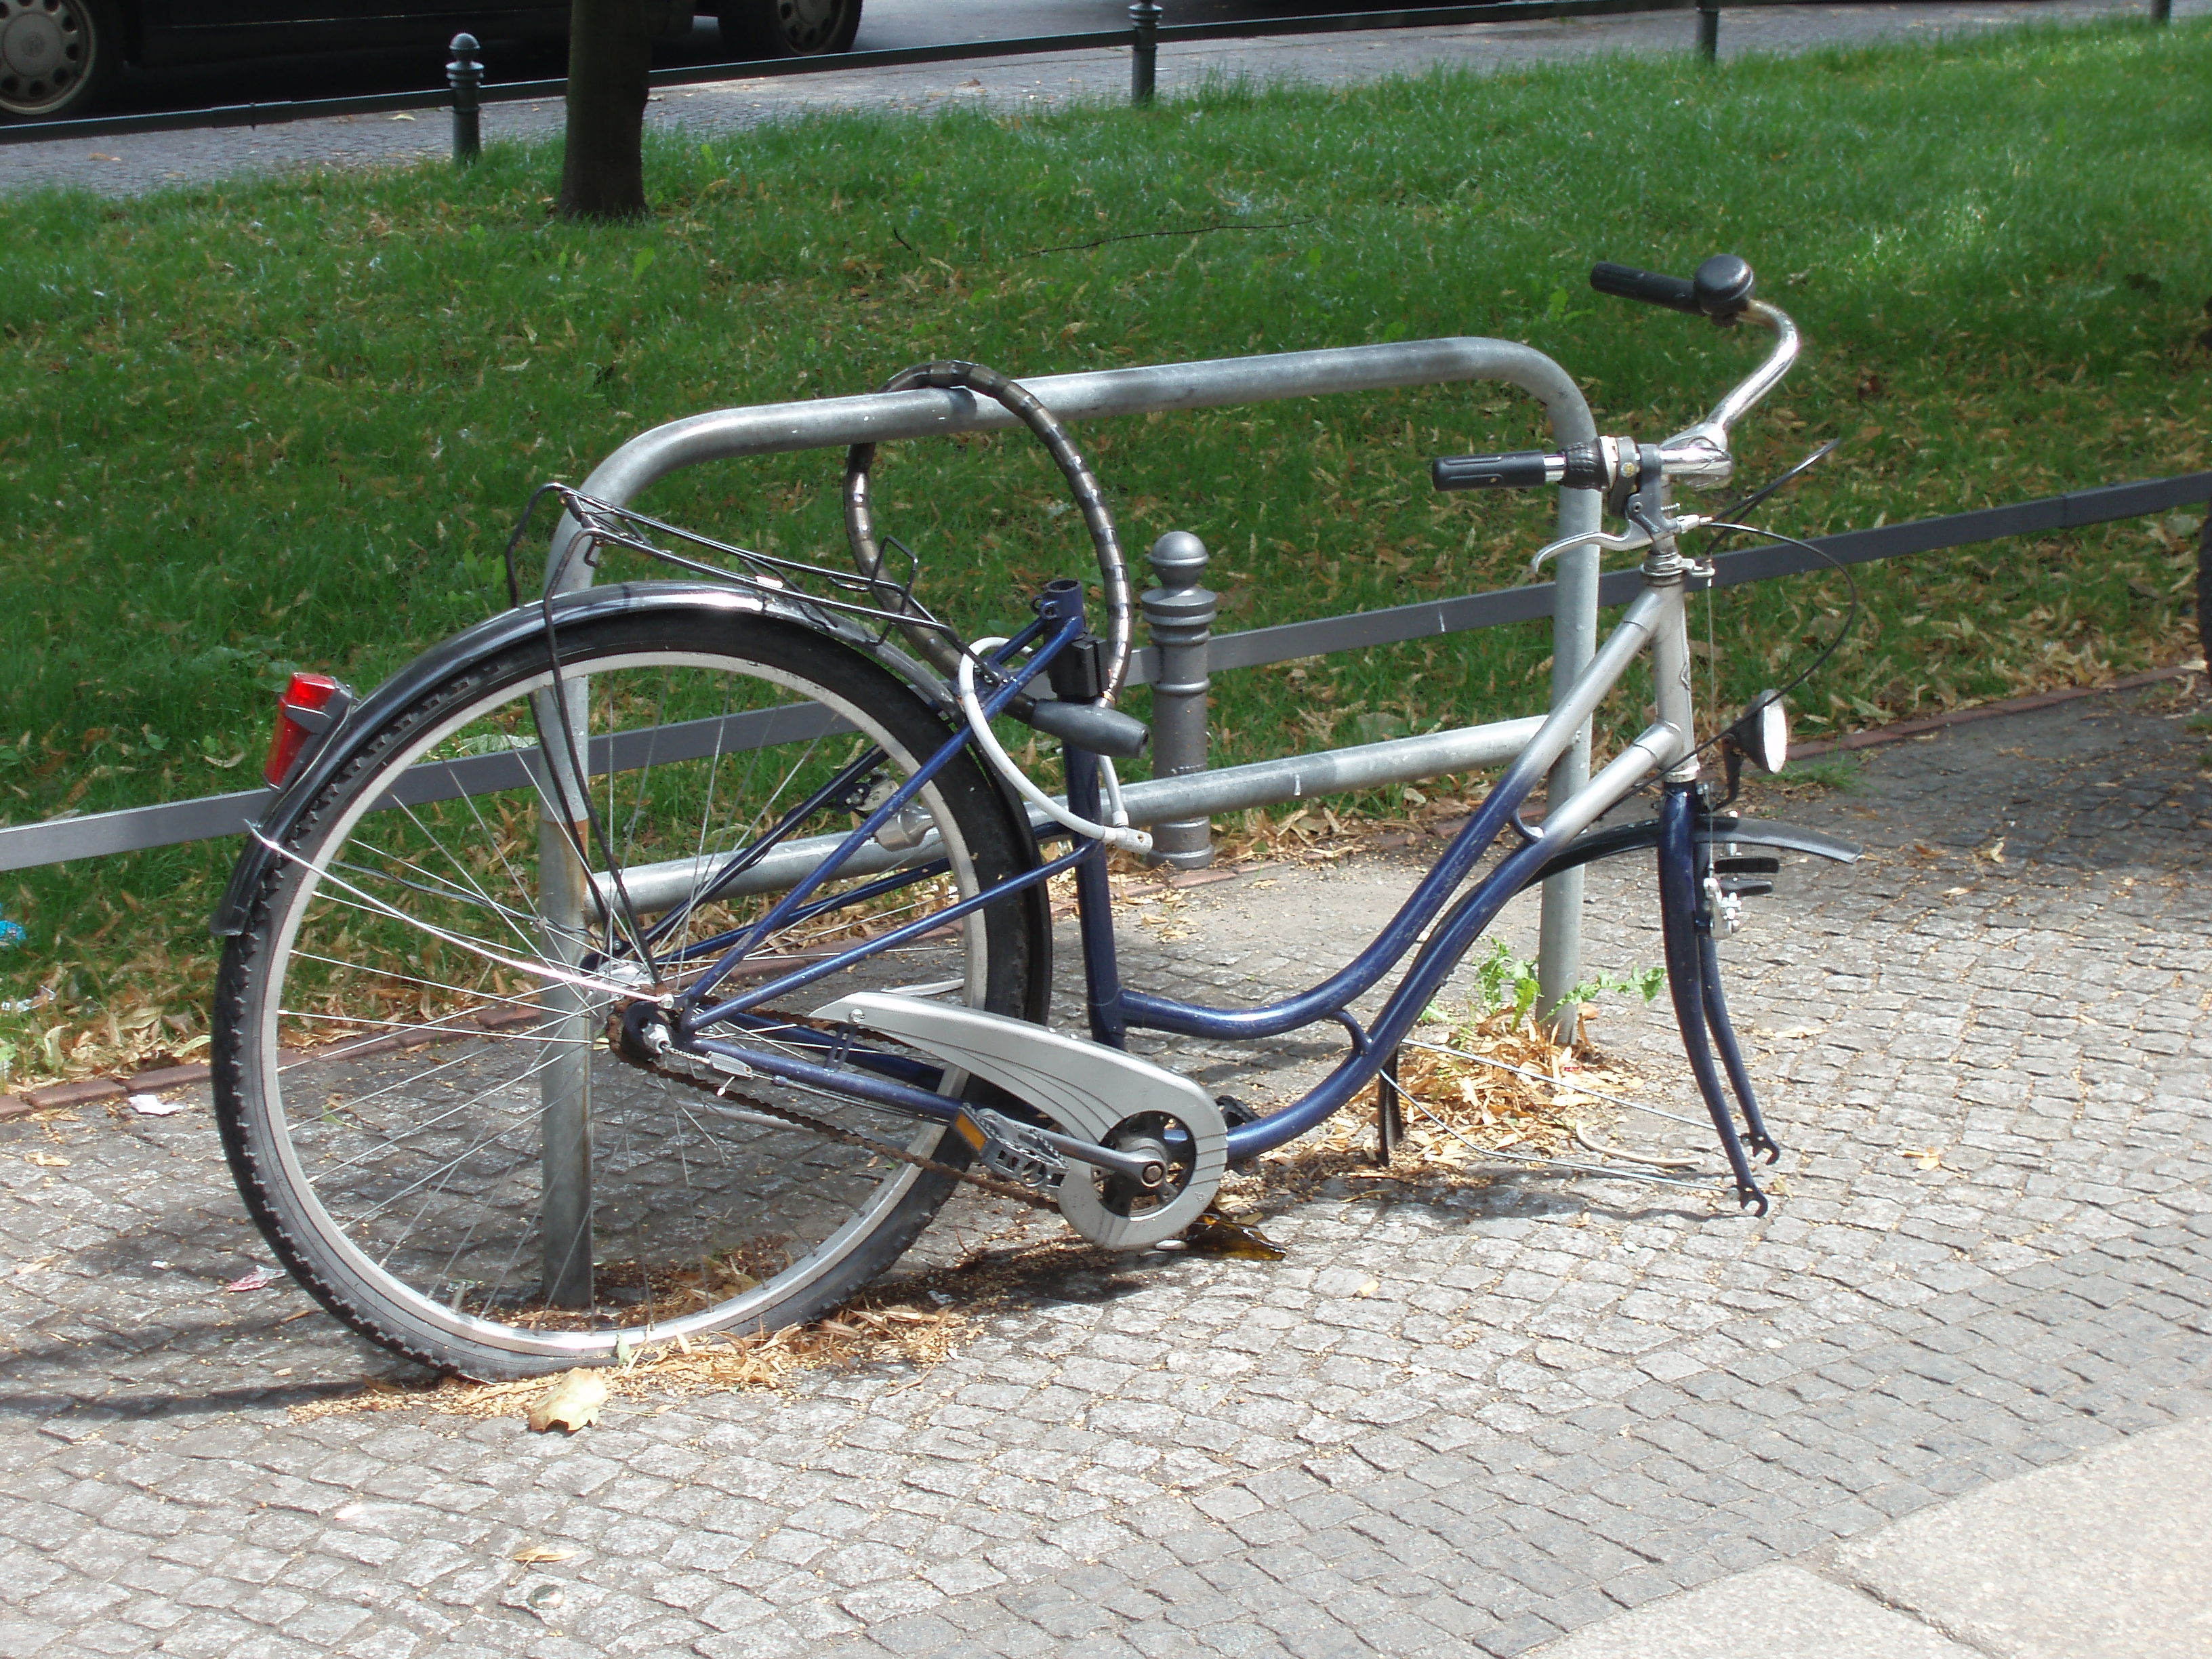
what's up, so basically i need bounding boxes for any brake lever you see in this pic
[1530,526,1647,573]
[1528,512,1713,574]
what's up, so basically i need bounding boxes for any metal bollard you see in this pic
[449,33,483,166]
[1696,0,1719,62]
[1139,531,1217,868]
[1130,1,1162,105]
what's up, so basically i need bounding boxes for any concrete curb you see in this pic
[1532,1414,2212,1658]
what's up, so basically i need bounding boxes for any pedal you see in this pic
[953,1105,1067,1192]
[811,991,1227,1249]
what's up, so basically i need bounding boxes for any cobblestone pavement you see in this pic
[3,0,2200,200]
[1,673,2207,1658]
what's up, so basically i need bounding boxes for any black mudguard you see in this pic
[209,583,1056,1020]
[1520,813,1862,890]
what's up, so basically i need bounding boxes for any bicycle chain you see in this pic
[630,1050,1061,1213]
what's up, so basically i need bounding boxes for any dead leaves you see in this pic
[1246,998,1659,1203]
[287,1290,974,1426]
[1182,1210,1286,1259]
[527,1370,608,1434]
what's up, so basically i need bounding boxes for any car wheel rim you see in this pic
[775,0,845,54]
[0,0,93,119]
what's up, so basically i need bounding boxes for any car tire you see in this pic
[716,0,860,58]
[0,0,121,122]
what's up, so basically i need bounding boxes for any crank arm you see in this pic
[1033,1124,1166,1187]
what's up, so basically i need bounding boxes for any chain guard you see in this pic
[810,991,1228,1249]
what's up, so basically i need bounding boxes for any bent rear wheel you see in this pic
[214,602,1039,1378]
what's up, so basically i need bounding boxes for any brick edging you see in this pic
[0,1059,215,1120]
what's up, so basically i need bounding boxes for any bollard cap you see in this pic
[1149,530,1208,588]
[449,31,480,55]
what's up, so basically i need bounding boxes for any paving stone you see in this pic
[1,512,2209,1659]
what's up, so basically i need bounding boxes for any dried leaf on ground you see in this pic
[527,1369,608,1433]
[1247,998,1660,1204]
[289,1277,979,1424]
[1183,1211,1286,1258]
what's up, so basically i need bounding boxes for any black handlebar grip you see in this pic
[1590,261,1700,314]
[1591,255,1757,320]
[1432,451,1555,492]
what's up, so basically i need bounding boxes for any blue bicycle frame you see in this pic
[644,516,1803,1212]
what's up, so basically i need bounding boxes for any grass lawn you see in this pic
[0,14,2205,1085]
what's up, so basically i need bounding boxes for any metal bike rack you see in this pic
[535,338,1602,1300]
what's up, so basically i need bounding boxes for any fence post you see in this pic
[2196,508,2209,668]
[449,33,483,165]
[2153,0,2172,21]
[1534,504,1603,1042]
[1697,0,1719,61]
[1130,1,1162,104]
[535,790,595,1311]
[1139,530,1217,868]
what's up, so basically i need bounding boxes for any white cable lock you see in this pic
[958,639,1153,856]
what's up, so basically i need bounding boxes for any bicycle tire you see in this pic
[214,595,1040,1379]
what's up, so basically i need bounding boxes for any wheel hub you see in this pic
[1,0,84,107]
[1057,1106,1227,1250]
[777,0,840,52]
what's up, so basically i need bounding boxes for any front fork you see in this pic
[1657,781,1780,1213]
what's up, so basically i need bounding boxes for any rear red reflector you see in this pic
[264,672,352,790]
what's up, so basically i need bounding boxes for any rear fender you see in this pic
[209,583,1026,939]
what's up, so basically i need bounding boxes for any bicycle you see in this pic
[211,253,1860,1380]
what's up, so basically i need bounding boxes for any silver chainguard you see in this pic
[953,1105,1067,1192]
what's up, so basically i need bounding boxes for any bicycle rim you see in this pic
[216,609,1035,1378]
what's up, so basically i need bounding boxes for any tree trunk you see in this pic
[558,0,649,222]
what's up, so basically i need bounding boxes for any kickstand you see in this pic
[1374,1050,1406,1167]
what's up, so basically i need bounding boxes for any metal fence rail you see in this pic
[0,0,1678,148]
[3,0,2176,151]
[4,467,2203,876]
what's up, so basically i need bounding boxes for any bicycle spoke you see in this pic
[220,622,1032,1376]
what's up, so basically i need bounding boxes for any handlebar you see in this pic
[1431,254,1799,497]
[1431,451,1559,491]
[1590,253,1756,320]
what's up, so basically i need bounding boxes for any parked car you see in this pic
[0,0,863,123]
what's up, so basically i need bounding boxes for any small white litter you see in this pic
[128,1094,183,1116]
